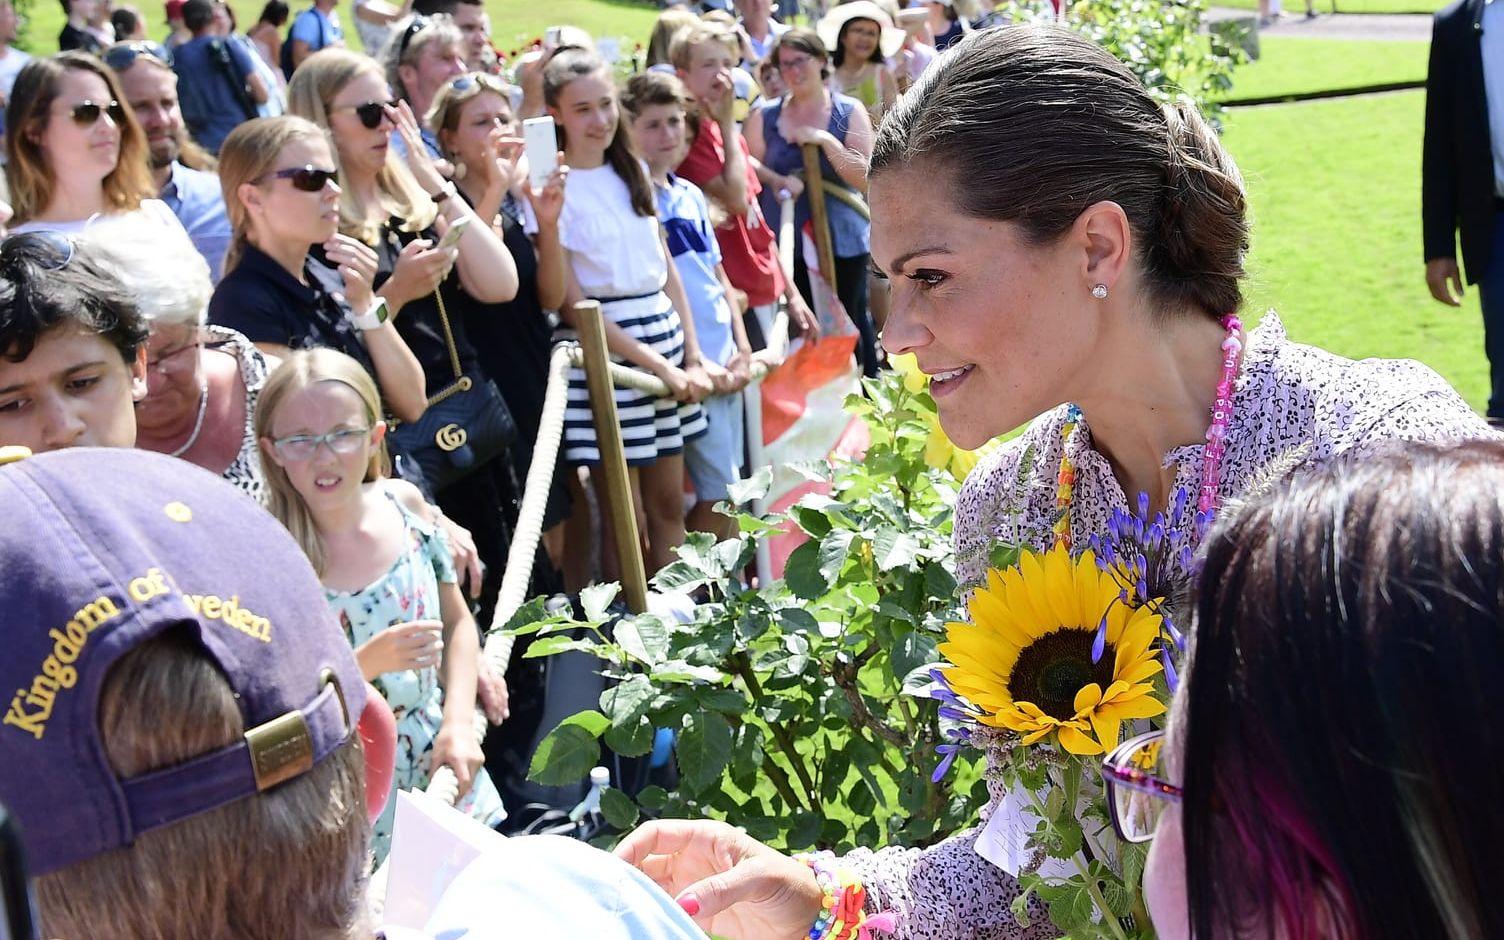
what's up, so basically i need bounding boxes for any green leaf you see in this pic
[495,595,551,638]
[527,722,601,786]
[604,715,655,757]
[874,597,916,625]
[561,710,610,737]
[695,687,747,714]
[924,562,958,600]
[651,660,727,683]
[521,635,604,659]
[636,784,668,810]
[599,787,640,829]
[786,812,822,849]
[775,607,820,634]
[726,465,772,505]
[581,582,620,621]
[615,615,671,665]
[892,629,939,682]
[600,675,656,726]
[784,540,828,600]
[676,712,733,792]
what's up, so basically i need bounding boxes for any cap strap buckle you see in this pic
[245,710,314,791]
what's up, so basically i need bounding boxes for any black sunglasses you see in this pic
[66,99,126,127]
[341,99,398,130]
[396,14,429,60]
[103,40,174,71]
[256,165,339,192]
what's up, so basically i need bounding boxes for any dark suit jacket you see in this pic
[1424,0,1497,283]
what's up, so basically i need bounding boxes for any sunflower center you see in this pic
[1007,628,1117,721]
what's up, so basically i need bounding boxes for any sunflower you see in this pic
[939,546,1167,756]
[889,353,990,480]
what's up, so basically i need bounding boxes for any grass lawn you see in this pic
[1220,89,1489,412]
[1216,0,1446,13]
[1221,36,1429,102]
[15,0,662,55]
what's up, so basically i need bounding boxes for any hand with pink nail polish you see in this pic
[614,819,823,939]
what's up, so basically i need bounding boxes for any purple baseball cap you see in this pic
[0,447,366,876]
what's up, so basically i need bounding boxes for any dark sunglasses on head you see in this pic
[396,14,430,60]
[256,165,339,192]
[67,99,126,127]
[103,40,174,71]
[0,231,77,272]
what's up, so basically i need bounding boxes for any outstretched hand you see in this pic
[615,819,823,940]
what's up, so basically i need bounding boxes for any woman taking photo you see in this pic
[210,115,427,426]
[744,28,877,376]
[428,71,573,580]
[287,48,520,598]
[616,26,1491,939]
[5,52,185,239]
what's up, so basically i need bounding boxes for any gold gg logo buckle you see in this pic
[436,424,468,452]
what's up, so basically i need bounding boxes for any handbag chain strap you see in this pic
[424,284,472,408]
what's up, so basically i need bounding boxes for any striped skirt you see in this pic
[561,293,708,466]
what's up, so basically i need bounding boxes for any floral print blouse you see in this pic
[841,313,1495,938]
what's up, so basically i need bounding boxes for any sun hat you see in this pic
[0,447,366,876]
[817,1,906,59]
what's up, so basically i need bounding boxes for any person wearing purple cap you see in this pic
[0,446,709,939]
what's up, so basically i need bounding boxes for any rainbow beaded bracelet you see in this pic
[794,852,897,940]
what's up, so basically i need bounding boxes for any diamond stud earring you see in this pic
[1090,284,1109,299]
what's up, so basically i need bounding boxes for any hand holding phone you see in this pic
[436,215,471,252]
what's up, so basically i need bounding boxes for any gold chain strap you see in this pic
[421,283,469,408]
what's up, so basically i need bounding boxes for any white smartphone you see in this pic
[544,25,563,49]
[437,215,471,251]
[523,115,559,191]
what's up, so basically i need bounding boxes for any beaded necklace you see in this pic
[1052,314,1244,549]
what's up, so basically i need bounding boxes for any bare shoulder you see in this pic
[383,477,434,520]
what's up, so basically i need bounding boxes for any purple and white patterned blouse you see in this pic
[841,313,1494,939]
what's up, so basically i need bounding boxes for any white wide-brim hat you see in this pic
[817,1,907,60]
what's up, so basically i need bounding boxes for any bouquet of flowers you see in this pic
[931,483,1199,938]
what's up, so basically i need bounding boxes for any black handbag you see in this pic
[389,287,517,493]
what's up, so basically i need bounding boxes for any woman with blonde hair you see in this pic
[4,51,181,239]
[208,115,428,426]
[288,48,521,610]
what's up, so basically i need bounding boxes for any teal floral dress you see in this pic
[325,491,506,863]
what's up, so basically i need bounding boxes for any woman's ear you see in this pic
[259,436,286,469]
[237,181,264,218]
[1075,200,1133,295]
[371,420,386,447]
[128,345,148,402]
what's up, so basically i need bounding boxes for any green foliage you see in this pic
[513,368,990,853]
[1003,0,1244,119]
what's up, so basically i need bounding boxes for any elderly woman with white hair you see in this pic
[82,217,272,499]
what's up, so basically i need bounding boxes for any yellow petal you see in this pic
[1073,682,1104,714]
[1117,659,1163,685]
[1100,696,1168,721]
[1058,724,1105,756]
[1020,726,1054,746]
[1089,712,1122,753]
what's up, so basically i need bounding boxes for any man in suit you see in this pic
[1424,0,1504,424]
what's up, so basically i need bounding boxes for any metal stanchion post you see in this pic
[572,300,650,614]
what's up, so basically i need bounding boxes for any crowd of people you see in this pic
[0,0,1502,938]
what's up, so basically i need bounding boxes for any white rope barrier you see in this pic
[424,342,771,803]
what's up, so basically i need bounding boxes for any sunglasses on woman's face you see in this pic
[338,99,398,130]
[256,165,339,192]
[64,99,126,127]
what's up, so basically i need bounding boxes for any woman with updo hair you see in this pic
[615,25,1492,939]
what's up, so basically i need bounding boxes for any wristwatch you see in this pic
[430,182,456,205]
[347,297,390,331]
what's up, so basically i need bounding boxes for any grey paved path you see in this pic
[1208,7,1433,41]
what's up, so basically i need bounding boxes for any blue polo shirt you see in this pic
[160,162,232,283]
[173,35,257,153]
[288,6,342,52]
[655,174,735,367]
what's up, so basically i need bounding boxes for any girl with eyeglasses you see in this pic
[255,346,506,865]
[288,48,520,608]
[4,52,187,242]
[427,70,574,587]
[210,115,428,426]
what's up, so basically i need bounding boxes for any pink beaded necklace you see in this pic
[1053,313,1244,548]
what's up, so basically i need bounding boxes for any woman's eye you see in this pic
[907,269,947,289]
[0,398,23,414]
[67,375,102,392]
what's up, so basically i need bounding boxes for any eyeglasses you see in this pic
[63,98,126,127]
[336,99,398,130]
[256,164,339,192]
[103,40,174,71]
[777,53,816,72]
[1100,730,1184,844]
[0,231,75,271]
[271,426,373,461]
[145,337,201,375]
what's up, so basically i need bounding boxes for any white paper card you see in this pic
[381,789,509,929]
[974,785,1074,880]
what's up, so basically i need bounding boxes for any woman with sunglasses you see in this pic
[744,28,877,376]
[428,70,573,586]
[1099,440,1504,940]
[80,220,273,498]
[210,115,426,426]
[4,52,186,242]
[288,48,519,604]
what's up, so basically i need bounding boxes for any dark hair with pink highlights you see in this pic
[1181,439,1504,939]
